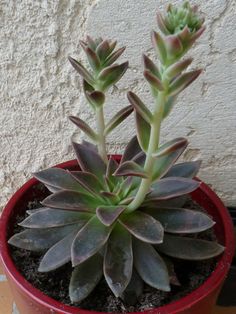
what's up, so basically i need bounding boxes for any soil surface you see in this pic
[10,192,217,313]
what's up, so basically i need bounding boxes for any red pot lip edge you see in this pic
[0,158,235,314]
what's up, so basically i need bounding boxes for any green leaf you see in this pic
[164,161,202,178]
[133,239,170,291]
[142,54,161,79]
[119,211,164,244]
[156,234,225,260]
[151,31,167,64]
[144,70,164,91]
[152,138,188,158]
[98,62,129,90]
[71,171,105,195]
[114,161,148,178]
[85,90,105,108]
[19,208,92,229]
[121,136,142,164]
[127,92,152,123]
[156,11,170,35]
[106,157,121,187]
[169,70,202,96]
[68,57,95,86]
[121,270,143,306]
[104,47,126,66]
[104,224,133,297]
[104,105,133,135]
[144,208,215,233]
[135,110,151,153]
[165,58,193,79]
[69,253,103,303]
[42,190,99,212]
[84,46,100,72]
[96,40,110,61]
[147,177,200,200]
[8,224,79,252]
[71,216,112,266]
[96,206,126,226]
[69,116,98,141]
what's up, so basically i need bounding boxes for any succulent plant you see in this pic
[9,1,224,306]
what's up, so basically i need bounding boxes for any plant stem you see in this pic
[96,106,108,164]
[127,91,167,212]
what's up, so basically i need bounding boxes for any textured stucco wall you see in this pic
[0,0,236,211]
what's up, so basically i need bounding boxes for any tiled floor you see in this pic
[0,264,235,314]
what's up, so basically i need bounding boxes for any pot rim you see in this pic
[0,158,235,314]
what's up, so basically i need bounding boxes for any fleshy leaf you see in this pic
[71,171,105,195]
[147,177,200,200]
[156,234,225,260]
[121,270,143,306]
[96,206,126,226]
[33,168,87,193]
[104,105,133,135]
[72,142,106,181]
[85,90,105,108]
[162,96,177,119]
[144,70,164,91]
[42,190,99,212]
[68,57,95,86]
[84,46,100,72]
[119,211,164,244]
[165,35,183,57]
[156,11,170,35]
[69,116,98,141]
[142,54,161,79]
[38,228,80,272]
[19,208,92,229]
[127,92,152,123]
[133,239,170,291]
[164,161,202,178]
[144,208,215,233]
[69,253,103,303]
[98,62,129,90]
[151,31,167,64]
[8,224,79,252]
[152,139,188,181]
[143,195,188,209]
[96,40,110,61]
[169,70,202,96]
[114,161,148,178]
[104,47,126,66]
[71,216,112,266]
[135,110,151,153]
[104,224,133,297]
[121,136,142,164]
[153,138,187,158]
[165,58,193,79]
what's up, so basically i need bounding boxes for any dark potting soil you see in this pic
[10,190,217,313]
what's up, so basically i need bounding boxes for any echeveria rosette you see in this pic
[8,138,224,304]
[68,36,131,164]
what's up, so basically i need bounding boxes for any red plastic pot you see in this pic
[0,158,235,314]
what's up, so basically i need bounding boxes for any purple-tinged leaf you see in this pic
[164,161,202,179]
[119,211,164,244]
[127,92,152,123]
[153,138,188,158]
[162,96,177,119]
[69,253,103,303]
[71,216,112,266]
[33,168,87,193]
[156,234,225,260]
[85,35,96,51]
[72,142,106,180]
[165,58,193,79]
[38,228,80,272]
[114,161,148,178]
[189,26,206,46]
[104,47,126,66]
[96,206,126,226]
[98,62,129,90]
[104,105,133,136]
[44,184,61,193]
[121,270,143,306]
[85,90,105,108]
[8,224,79,252]
[19,208,92,229]
[144,70,164,91]
[121,136,142,164]
[152,140,188,181]
[71,171,105,195]
[147,177,200,201]
[69,116,98,141]
[156,11,170,35]
[104,224,133,297]
[81,139,98,152]
[169,70,202,96]
[83,46,100,72]
[133,239,170,291]
[83,80,96,110]
[96,40,110,61]
[99,191,119,203]
[68,57,95,86]
[135,110,151,153]
[42,190,99,212]
[144,208,215,234]
[106,158,122,186]
[108,40,117,54]
[151,31,167,64]
[144,195,188,209]
[142,54,161,79]
[165,35,183,56]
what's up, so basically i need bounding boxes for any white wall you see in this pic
[0,0,236,210]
